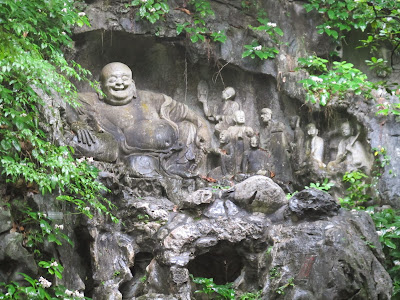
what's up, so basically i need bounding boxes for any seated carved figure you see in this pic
[66,62,210,177]
[242,136,270,175]
[327,121,373,175]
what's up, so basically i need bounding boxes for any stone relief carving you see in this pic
[305,123,326,168]
[259,108,292,188]
[241,135,270,175]
[66,62,210,178]
[198,83,240,134]
[327,121,373,175]
[226,110,255,173]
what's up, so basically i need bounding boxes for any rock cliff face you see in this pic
[0,0,398,299]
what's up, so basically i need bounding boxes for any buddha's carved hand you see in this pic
[77,129,96,146]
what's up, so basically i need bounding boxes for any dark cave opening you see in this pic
[187,242,244,285]
[119,251,154,299]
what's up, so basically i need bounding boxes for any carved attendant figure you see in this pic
[198,84,240,133]
[242,136,270,175]
[327,121,373,174]
[305,123,325,168]
[226,110,255,172]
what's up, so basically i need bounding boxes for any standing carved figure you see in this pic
[197,83,240,134]
[226,110,255,173]
[305,123,325,168]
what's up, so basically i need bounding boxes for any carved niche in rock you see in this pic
[66,62,210,178]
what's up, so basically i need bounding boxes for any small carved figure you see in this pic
[259,108,273,149]
[67,62,210,177]
[226,110,255,172]
[219,130,236,177]
[242,136,270,175]
[305,123,325,168]
[198,84,240,133]
[327,121,373,175]
[259,108,292,188]
[290,116,305,172]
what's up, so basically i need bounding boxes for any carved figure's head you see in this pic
[233,110,246,124]
[260,108,272,124]
[100,62,137,106]
[341,121,352,137]
[306,123,318,137]
[250,135,259,148]
[220,130,229,144]
[222,87,236,100]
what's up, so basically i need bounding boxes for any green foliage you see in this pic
[191,275,235,299]
[21,208,73,248]
[339,171,371,209]
[298,56,377,106]
[242,17,283,60]
[305,178,334,191]
[304,0,400,52]
[368,207,400,297]
[176,0,226,44]
[269,267,280,279]
[275,278,295,295]
[365,57,392,77]
[126,0,169,24]
[0,0,117,296]
[286,179,333,199]
[0,262,87,299]
[238,290,262,300]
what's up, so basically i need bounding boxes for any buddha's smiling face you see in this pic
[101,63,135,106]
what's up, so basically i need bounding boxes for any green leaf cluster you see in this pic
[298,56,377,106]
[242,17,283,61]
[339,171,371,209]
[126,0,169,24]
[191,275,235,299]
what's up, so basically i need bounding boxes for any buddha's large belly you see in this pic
[124,119,178,150]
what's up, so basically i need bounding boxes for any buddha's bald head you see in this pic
[100,62,136,106]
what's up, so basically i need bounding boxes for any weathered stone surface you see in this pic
[288,188,341,220]
[225,175,288,214]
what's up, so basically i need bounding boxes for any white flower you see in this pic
[78,12,86,17]
[61,8,67,13]
[149,7,156,12]
[366,210,374,215]
[39,277,52,288]
[387,17,393,21]
[326,25,331,29]
[377,230,383,236]
[73,291,85,298]
[267,22,277,27]
[65,289,73,296]
[50,261,59,267]
[87,157,94,162]
[55,224,64,230]
[83,207,90,211]
[64,2,67,6]
[20,113,27,117]
[395,261,400,266]
[141,0,147,2]
[62,31,66,35]
[77,157,85,163]
[253,45,262,51]
[310,76,323,83]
